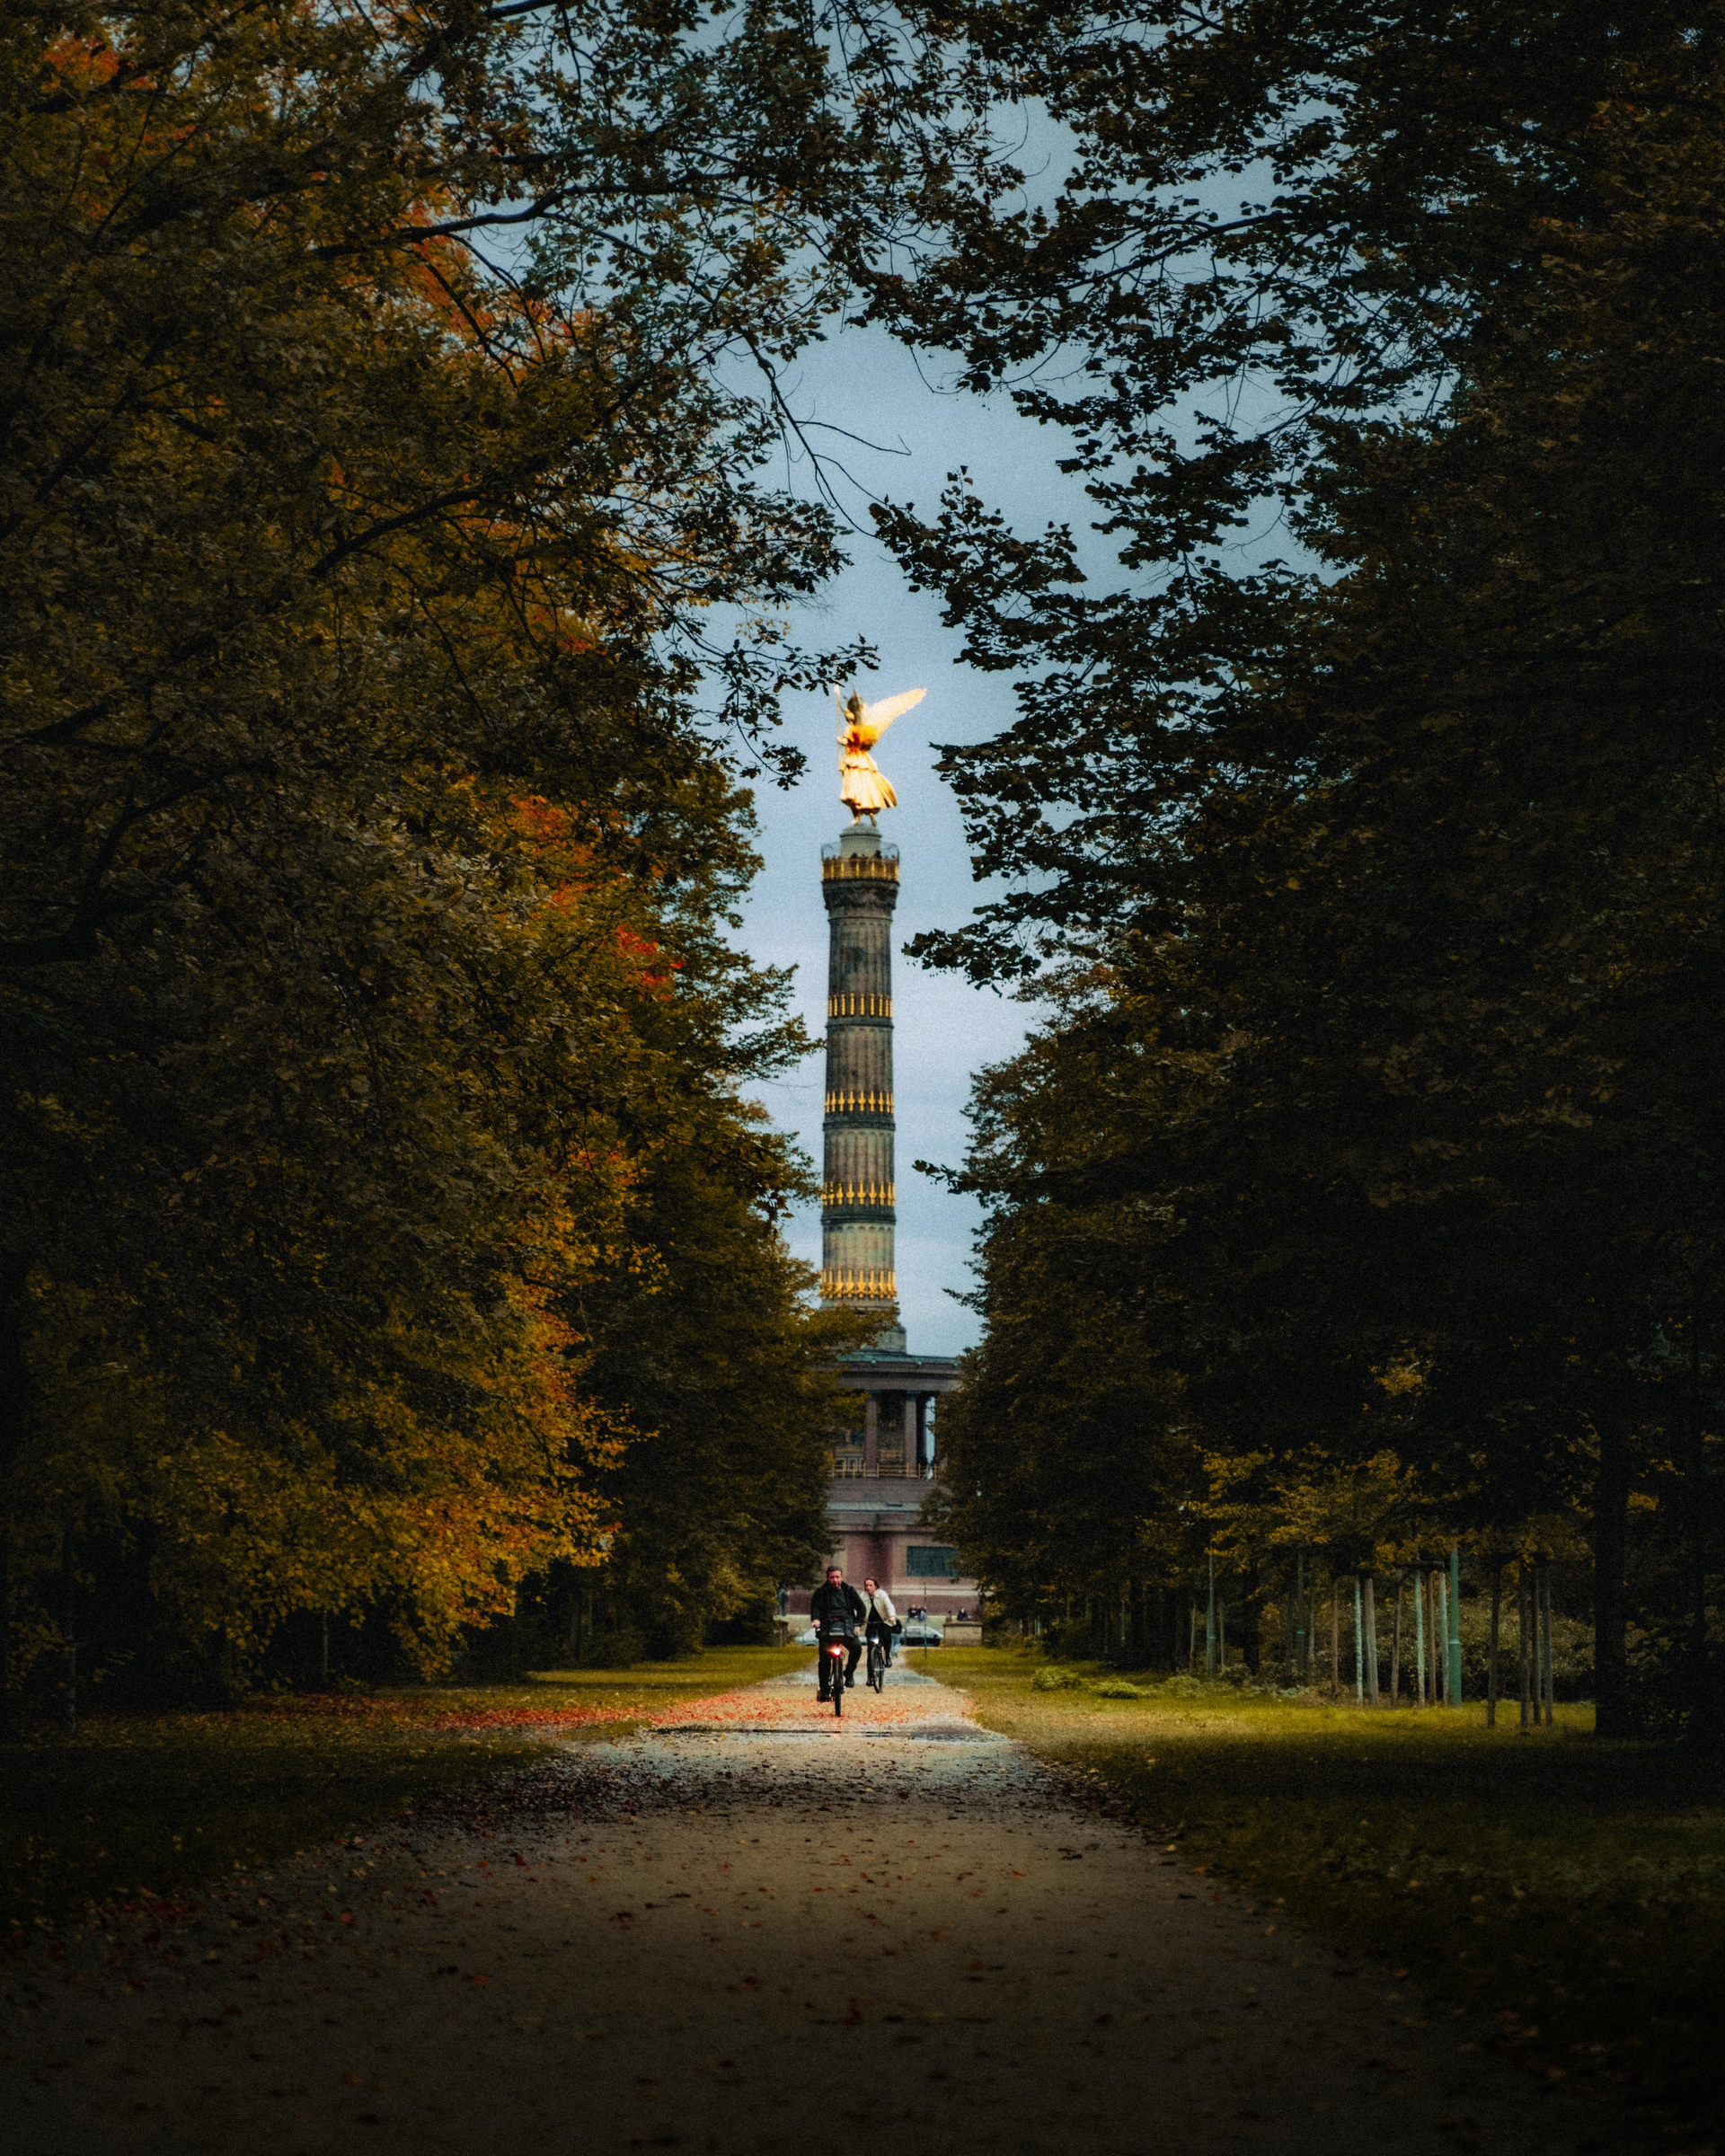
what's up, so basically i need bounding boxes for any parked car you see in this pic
[794,1619,943,1647]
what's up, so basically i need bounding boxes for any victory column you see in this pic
[791,685,970,1627]
[819,685,920,1331]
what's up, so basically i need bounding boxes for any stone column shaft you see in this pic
[820,823,899,1325]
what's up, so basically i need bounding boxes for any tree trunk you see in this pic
[1363,1574,1380,1706]
[1414,1565,1428,1705]
[1487,1562,1503,1729]
[1446,1546,1463,1705]
[1686,1312,1721,1748]
[1540,1563,1555,1727]
[1529,1561,1541,1727]
[1243,1561,1261,1675]
[1389,1568,1403,1705]
[63,1543,77,1737]
[1330,1581,1340,1697]
[1296,1551,1307,1678]
[1519,1561,1532,1733]
[1594,1418,1632,1737]
[0,1253,34,1742]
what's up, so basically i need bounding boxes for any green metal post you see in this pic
[1352,1576,1363,1702]
[1435,1569,1448,1702]
[1447,1544,1464,1704]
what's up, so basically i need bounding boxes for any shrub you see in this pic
[580,1627,646,1669]
[1457,1598,1592,1699]
[705,1600,778,1648]
[1031,1665,1085,1692]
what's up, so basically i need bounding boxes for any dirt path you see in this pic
[5,1662,1625,2154]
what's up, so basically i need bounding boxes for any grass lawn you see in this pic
[938,1645,1725,2134]
[2,1646,809,1933]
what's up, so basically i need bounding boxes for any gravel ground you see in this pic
[4,1663,1632,2154]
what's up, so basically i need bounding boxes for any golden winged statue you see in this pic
[835,684,925,817]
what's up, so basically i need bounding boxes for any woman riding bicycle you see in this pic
[862,1577,899,1669]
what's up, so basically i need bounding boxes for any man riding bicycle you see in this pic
[809,1566,865,1699]
[862,1577,899,1669]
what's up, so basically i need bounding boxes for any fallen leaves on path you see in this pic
[648,1684,969,1731]
[417,1703,647,1733]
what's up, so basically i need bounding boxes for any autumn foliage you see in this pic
[0,0,920,1705]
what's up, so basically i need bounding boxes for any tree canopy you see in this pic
[0,0,953,1705]
[889,0,1725,1736]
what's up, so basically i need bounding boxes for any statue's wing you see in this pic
[857,685,925,744]
[832,684,848,741]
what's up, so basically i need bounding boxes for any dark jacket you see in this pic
[809,1580,866,1633]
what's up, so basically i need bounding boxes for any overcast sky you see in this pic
[735,324,1085,1359]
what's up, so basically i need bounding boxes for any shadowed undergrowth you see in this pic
[940,1646,1723,2137]
[1,1647,808,1931]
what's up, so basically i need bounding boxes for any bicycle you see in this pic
[865,1631,888,1693]
[818,1628,853,1717]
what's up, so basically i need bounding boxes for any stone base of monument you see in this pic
[941,1621,982,1647]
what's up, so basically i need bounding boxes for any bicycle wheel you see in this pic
[868,1641,885,1693]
